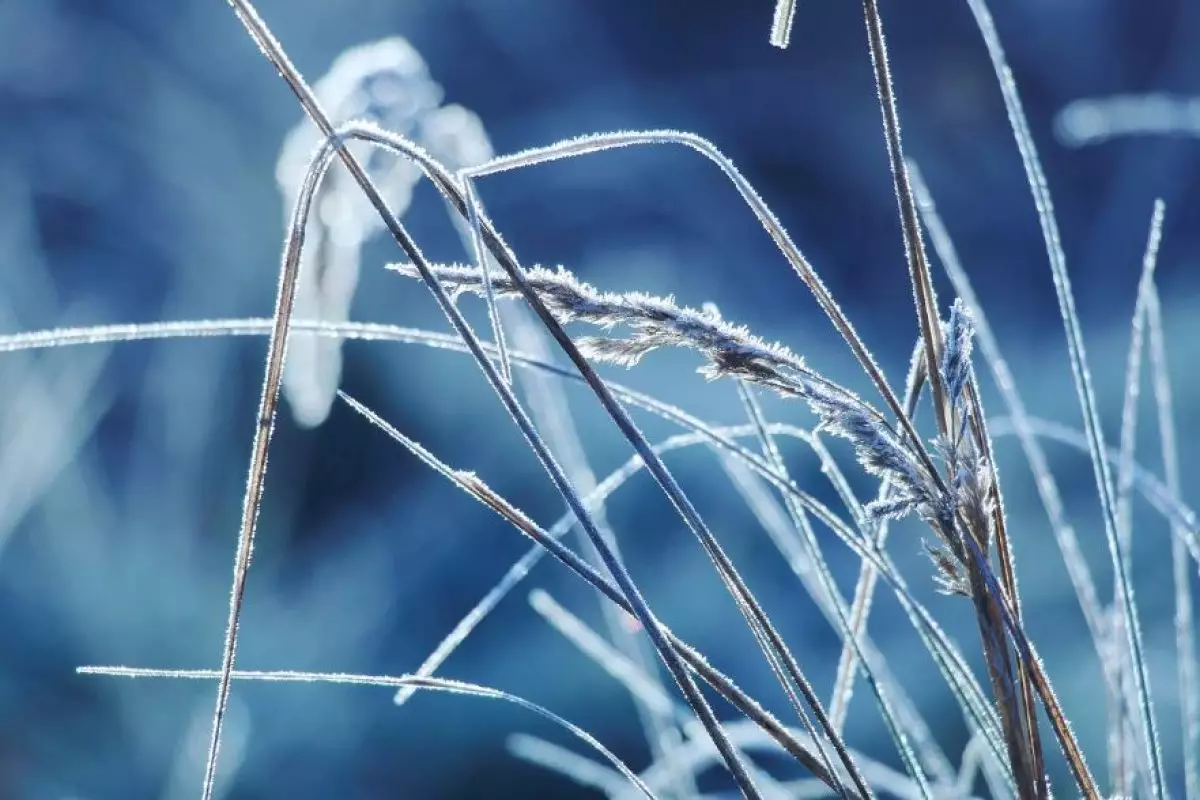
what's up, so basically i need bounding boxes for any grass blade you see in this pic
[80,666,656,799]
[1145,284,1200,800]
[1108,200,1166,796]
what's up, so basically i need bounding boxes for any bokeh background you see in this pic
[1,0,1199,797]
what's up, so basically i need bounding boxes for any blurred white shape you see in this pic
[770,0,797,49]
[276,38,493,427]
[1055,93,1200,148]
[420,103,495,169]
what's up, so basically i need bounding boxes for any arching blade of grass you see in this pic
[78,666,655,799]
[195,77,330,799]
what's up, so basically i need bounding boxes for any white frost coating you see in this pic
[770,0,797,49]
[276,38,493,426]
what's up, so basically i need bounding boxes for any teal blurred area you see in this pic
[0,0,1198,796]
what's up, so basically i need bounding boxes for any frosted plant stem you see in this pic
[1146,285,1199,800]
[461,175,513,386]
[83,667,656,799]
[770,0,798,48]
[217,6,763,794]
[858,0,947,442]
[1109,200,1165,798]
[963,1,1165,794]
[195,77,330,799]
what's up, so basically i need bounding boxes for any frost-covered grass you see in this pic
[9,0,1198,797]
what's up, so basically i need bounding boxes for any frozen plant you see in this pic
[30,0,1199,798]
[276,36,494,427]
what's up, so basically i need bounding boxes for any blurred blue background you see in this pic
[1,0,1199,797]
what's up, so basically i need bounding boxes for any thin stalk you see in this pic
[82,667,655,799]
[1109,200,1166,797]
[196,93,332,800]
[858,0,948,442]
[461,176,513,386]
[1145,285,1200,800]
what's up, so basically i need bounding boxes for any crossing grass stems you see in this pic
[37,0,1200,798]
